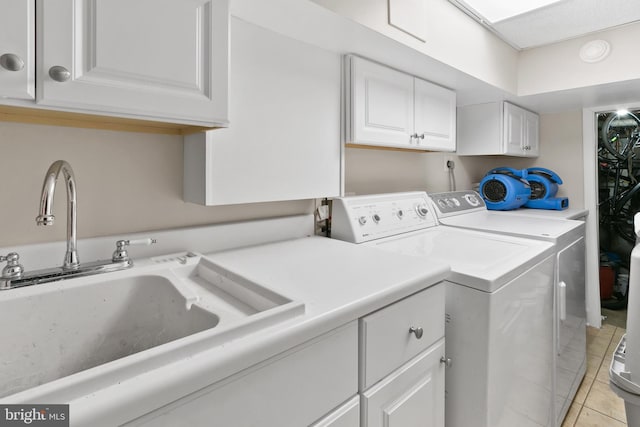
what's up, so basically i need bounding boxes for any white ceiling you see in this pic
[234,0,640,113]
[450,0,640,49]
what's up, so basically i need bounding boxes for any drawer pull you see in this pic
[440,356,452,367]
[409,326,423,339]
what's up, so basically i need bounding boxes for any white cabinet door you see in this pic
[525,110,540,156]
[311,395,360,427]
[503,102,526,155]
[362,339,445,427]
[36,0,228,126]
[0,0,34,100]
[349,56,414,148]
[414,77,456,152]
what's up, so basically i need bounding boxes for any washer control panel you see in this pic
[429,190,486,217]
[332,192,437,243]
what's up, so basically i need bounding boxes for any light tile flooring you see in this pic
[561,323,627,426]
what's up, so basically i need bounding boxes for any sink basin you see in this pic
[0,255,303,399]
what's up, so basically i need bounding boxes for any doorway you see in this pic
[595,108,640,328]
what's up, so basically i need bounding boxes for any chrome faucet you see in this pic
[0,160,156,290]
[36,160,79,269]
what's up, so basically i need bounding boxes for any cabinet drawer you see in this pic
[360,283,444,390]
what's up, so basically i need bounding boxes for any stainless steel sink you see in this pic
[0,255,303,399]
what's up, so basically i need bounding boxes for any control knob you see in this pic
[372,214,381,223]
[415,203,429,217]
[396,209,404,219]
[464,194,481,206]
[358,216,367,225]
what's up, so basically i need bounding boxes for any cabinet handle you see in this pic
[49,66,71,82]
[440,356,452,367]
[410,134,425,145]
[409,326,423,339]
[0,53,24,72]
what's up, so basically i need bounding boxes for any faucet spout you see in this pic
[36,160,79,270]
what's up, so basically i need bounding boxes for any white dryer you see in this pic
[332,192,556,427]
[428,190,586,427]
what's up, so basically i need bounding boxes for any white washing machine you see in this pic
[428,190,586,427]
[332,192,556,427]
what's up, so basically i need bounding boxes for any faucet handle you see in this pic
[0,253,24,279]
[112,238,157,262]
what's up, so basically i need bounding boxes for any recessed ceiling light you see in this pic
[459,0,564,23]
[579,40,611,63]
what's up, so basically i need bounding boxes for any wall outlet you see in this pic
[443,155,455,172]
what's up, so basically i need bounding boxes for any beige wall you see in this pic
[0,111,585,248]
[344,147,535,196]
[535,110,585,207]
[346,110,585,208]
[519,22,640,96]
[0,122,313,247]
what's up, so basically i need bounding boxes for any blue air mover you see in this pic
[524,167,569,210]
[479,167,531,210]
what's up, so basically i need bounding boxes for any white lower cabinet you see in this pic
[121,285,446,427]
[361,339,445,427]
[125,322,358,427]
[311,395,360,427]
[360,284,446,427]
[359,283,445,389]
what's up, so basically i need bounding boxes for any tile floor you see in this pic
[561,322,628,426]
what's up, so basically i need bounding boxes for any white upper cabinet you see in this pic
[349,56,414,147]
[457,101,539,157]
[525,108,540,156]
[345,55,456,152]
[35,0,228,126]
[414,77,456,152]
[183,18,341,206]
[504,101,526,155]
[0,0,35,100]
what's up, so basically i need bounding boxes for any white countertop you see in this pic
[13,236,449,425]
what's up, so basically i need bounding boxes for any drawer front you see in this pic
[360,283,444,390]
